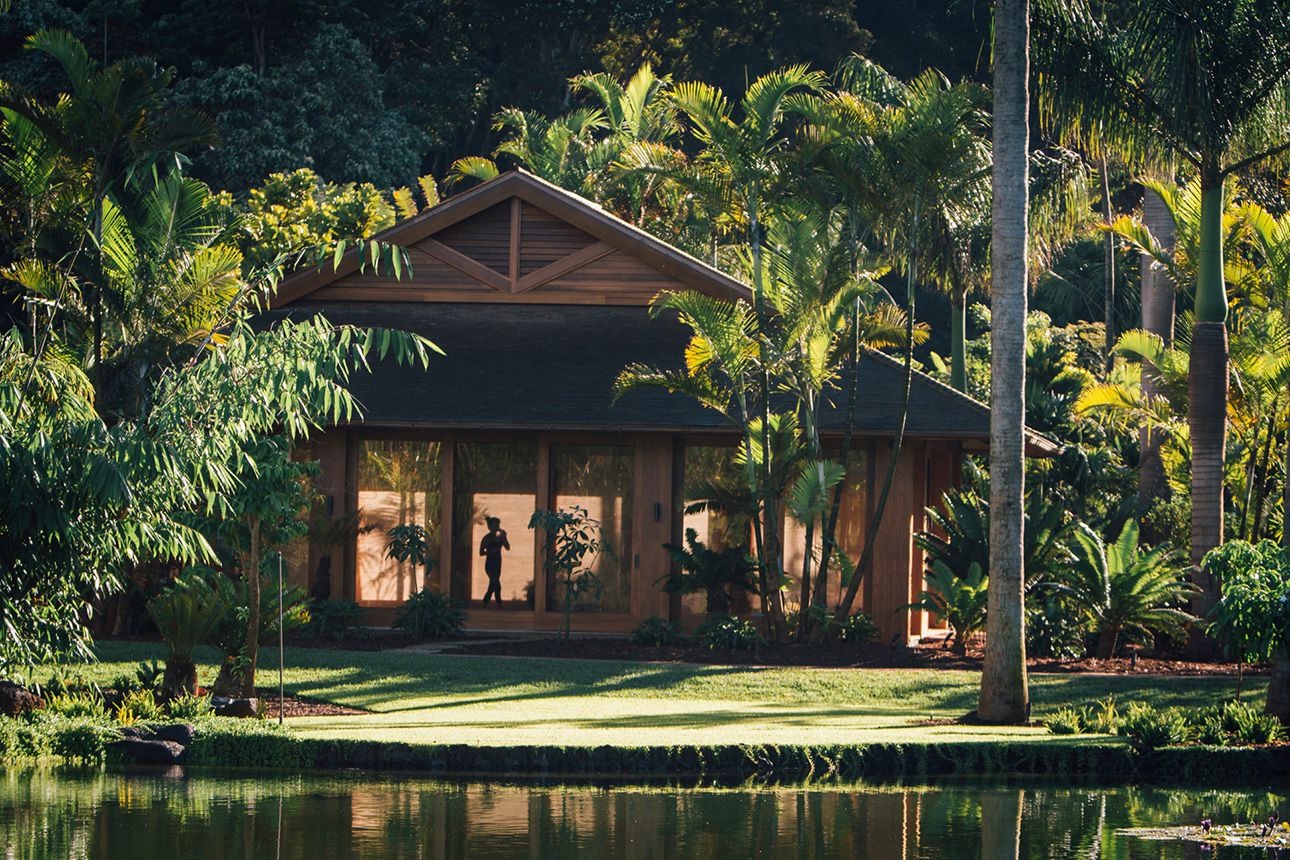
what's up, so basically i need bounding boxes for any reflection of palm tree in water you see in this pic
[479,517,510,604]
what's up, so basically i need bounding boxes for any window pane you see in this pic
[680,444,747,621]
[452,442,538,607]
[548,445,634,614]
[356,439,442,605]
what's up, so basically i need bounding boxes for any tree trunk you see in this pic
[1094,624,1119,660]
[950,285,967,391]
[1283,403,1290,548]
[1100,157,1116,375]
[242,517,262,698]
[1188,172,1228,628]
[1266,649,1290,723]
[749,207,787,642]
[978,0,1030,725]
[162,658,197,699]
[1137,185,1176,532]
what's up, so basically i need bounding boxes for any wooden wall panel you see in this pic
[867,442,918,643]
[429,202,512,274]
[324,249,499,295]
[519,203,598,275]
[633,435,675,621]
[920,442,959,633]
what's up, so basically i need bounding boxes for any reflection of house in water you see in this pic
[261,169,1056,641]
[331,785,1016,859]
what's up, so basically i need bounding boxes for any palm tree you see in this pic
[978,0,1031,724]
[622,66,824,639]
[1061,520,1195,658]
[793,59,997,634]
[447,107,608,192]
[0,30,218,404]
[758,207,924,635]
[1034,0,1290,617]
[448,64,683,229]
[1242,208,1290,544]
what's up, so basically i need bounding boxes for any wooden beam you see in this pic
[516,241,613,293]
[509,197,521,291]
[417,238,511,292]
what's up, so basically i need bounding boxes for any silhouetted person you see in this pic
[479,517,509,604]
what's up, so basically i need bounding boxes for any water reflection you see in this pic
[0,769,1284,859]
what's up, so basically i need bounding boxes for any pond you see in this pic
[0,768,1285,858]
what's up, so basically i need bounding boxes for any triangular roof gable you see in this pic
[271,169,751,308]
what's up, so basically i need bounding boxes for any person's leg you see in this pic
[484,573,501,604]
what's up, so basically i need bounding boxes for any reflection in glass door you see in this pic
[548,445,634,614]
[355,439,442,605]
[452,442,538,607]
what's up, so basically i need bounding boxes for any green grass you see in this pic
[59,641,1258,748]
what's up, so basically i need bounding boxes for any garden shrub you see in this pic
[302,599,366,641]
[630,616,681,646]
[134,660,164,691]
[1195,715,1228,746]
[835,612,880,645]
[1084,696,1120,735]
[1226,700,1283,745]
[114,688,162,724]
[1026,593,1087,660]
[166,692,214,721]
[660,529,759,618]
[395,589,466,639]
[1044,707,1085,735]
[45,692,106,720]
[1119,702,1190,750]
[698,616,764,651]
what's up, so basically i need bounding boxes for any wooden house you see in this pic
[262,169,1055,643]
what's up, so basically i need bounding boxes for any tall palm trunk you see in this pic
[978,0,1030,724]
[950,284,968,391]
[749,204,787,640]
[1138,185,1175,532]
[1100,157,1116,374]
[1188,171,1228,626]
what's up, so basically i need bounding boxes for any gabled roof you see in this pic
[263,169,1058,456]
[271,169,750,308]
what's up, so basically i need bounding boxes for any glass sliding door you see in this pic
[680,444,747,620]
[355,439,443,605]
[452,441,539,607]
[548,444,634,614]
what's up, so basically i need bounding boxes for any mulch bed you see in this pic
[250,690,367,719]
[452,637,1265,676]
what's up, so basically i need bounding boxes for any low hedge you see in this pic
[180,736,1290,784]
[7,713,1290,783]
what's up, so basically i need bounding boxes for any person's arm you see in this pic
[479,535,487,556]
[500,530,510,550]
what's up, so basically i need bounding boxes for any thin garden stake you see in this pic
[278,552,285,726]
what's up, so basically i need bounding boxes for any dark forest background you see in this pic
[0,0,993,194]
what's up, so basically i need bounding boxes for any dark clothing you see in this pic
[479,530,509,604]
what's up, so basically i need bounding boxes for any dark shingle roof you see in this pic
[258,301,1013,443]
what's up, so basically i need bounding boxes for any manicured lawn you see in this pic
[68,641,1256,748]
